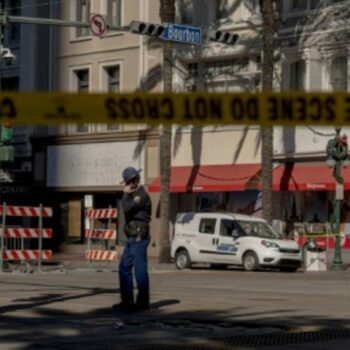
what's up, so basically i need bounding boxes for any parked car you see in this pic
[171,212,302,272]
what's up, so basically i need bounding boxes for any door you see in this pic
[193,217,219,263]
[214,219,241,263]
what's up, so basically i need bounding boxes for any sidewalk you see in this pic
[49,253,176,273]
[51,249,350,271]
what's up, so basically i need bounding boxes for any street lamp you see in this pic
[326,127,348,270]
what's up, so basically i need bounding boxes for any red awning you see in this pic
[271,164,336,191]
[148,164,261,193]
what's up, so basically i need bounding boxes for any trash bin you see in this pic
[305,240,327,272]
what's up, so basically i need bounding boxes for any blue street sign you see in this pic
[162,23,201,45]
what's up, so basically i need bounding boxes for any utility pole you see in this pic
[260,0,275,224]
[158,0,175,264]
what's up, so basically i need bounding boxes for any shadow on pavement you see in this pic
[0,301,349,350]
[0,287,118,315]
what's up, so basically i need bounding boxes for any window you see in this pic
[220,220,239,237]
[243,0,260,19]
[290,60,305,90]
[179,0,193,24]
[105,66,121,130]
[199,218,216,235]
[76,0,90,37]
[1,77,19,91]
[291,0,307,11]
[105,66,120,92]
[216,0,229,20]
[330,56,347,91]
[76,69,89,92]
[237,221,281,239]
[290,0,342,12]
[107,0,122,27]
[8,0,21,44]
[75,69,89,132]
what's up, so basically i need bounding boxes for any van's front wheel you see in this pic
[243,252,259,271]
[175,250,192,270]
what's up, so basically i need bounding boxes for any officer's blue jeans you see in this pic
[119,236,150,306]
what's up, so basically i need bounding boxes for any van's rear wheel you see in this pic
[175,250,191,270]
[243,252,259,271]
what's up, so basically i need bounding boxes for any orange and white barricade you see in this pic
[85,207,118,266]
[0,203,53,272]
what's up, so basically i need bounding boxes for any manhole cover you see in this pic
[115,328,350,350]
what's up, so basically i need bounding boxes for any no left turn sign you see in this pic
[89,14,107,37]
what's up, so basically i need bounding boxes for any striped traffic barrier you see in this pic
[0,203,54,273]
[0,205,53,217]
[85,206,118,266]
[86,208,117,219]
[4,228,53,239]
[3,250,52,261]
[85,250,118,261]
[85,229,116,240]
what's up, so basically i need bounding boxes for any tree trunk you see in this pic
[158,0,175,263]
[260,0,275,224]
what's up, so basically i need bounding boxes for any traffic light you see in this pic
[129,21,165,37]
[208,30,239,45]
[1,120,14,144]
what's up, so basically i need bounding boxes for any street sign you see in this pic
[0,146,14,162]
[89,14,107,37]
[161,23,201,45]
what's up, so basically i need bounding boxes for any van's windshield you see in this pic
[237,221,282,239]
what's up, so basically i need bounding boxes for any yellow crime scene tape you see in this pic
[1,91,350,125]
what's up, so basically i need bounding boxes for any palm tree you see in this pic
[158,0,175,263]
[260,0,275,223]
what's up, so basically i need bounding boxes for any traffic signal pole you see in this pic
[2,14,130,32]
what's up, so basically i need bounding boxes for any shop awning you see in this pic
[271,164,336,191]
[148,164,261,193]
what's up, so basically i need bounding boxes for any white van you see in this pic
[171,213,302,272]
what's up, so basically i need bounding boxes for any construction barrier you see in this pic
[85,207,118,265]
[0,203,53,272]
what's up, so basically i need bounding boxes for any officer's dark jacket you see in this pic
[122,186,152,225]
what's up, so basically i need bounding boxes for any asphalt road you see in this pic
[0,267,350,349]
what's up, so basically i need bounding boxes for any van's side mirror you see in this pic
[232,229,239,239]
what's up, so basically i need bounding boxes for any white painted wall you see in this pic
[47,141,145,187]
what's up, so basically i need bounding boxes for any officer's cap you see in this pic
[121,167,142,184]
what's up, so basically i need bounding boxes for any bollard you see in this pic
[107,205,112,266]
[38,204,43,272]
[87,213,92,269]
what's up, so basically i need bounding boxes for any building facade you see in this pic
[273,0,350,236]
[148,0,263,222]
[31,0,163,256]
[0,0,55,204]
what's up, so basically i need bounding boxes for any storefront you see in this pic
[149,162,350,248]
[32,131,161,256]
[149,163,262,222]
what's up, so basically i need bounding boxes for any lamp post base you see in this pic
[331,261,346,271]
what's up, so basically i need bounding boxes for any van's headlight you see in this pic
[261,240,280,248]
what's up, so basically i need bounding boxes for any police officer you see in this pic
[114,167,152,312]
